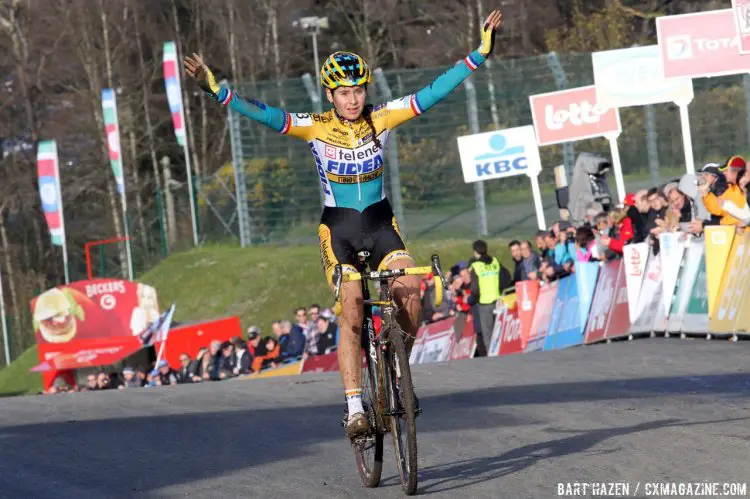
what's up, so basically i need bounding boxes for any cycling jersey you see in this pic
[210,50,487,212]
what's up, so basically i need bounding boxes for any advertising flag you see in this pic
[36,140,65,246]
[101,88,125,195]
[163,41,187,146]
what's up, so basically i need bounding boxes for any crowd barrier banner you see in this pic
[682,254,710,333]
[253,361,302,379]
[623,243,649,322]
[630,249,665,334]
[704,226,736,318]
[736,236,750,333]
[301,352,339,373]
[667,240,704,332]
[450,314,477,361]
[660,233,686,316]
[604,261,631,339]
[710,231,750,334]
[498,303,524,356]
[584,260,620,344]
[409,325,427,365]
[414,317,455,364]
[544,263,599,351]
[516,280,540,350]
[543,276,575,351]
[526,281,558,352]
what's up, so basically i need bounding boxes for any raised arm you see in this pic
[184,54,310,140]
[382,10,503,129]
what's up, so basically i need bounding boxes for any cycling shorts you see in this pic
[318,198,413,286]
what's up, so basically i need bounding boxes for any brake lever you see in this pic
[332,264,343,303]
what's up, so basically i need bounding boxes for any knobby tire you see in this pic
[353,333,384,487]
[385,327,418,495]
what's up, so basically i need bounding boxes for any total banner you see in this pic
[526,281,558,352]
[489,302,523,356]
[657,9,750,80]
[584,260,621,344]
[515,280,540,351]
[710,231,750,334]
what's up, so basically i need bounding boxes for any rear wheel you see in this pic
[353,336,384,487]
[384,327,418,495]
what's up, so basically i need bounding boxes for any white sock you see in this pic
[345,388,364,416]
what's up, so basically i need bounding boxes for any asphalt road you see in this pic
[1,338,750,498]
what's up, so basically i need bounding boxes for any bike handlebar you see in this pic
[332,254,448,310]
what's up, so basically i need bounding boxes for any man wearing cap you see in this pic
[467,240,513,357]
[120,367,142,389]
[701,156,749,226]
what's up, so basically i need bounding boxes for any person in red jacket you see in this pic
[600,194,635,255]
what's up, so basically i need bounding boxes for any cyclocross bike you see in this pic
[332,252,446,495]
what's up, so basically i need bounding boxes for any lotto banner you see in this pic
[584,260,621,344]
[163,41,188,146]
[682,254,710,333]
[623,243,649,323]
[659,232,687,317]
[704,226,736,318]
[630,250,665,334]
[528,85,621,146]
[667,241,704,332]
[36,140,65,246]
[710,231,750,334]
[101,88,125,196]
[526,281,558,352]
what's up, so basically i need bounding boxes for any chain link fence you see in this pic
[107,51,750,280]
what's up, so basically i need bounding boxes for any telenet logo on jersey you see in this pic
[322,141,385,183]
[457,125,542,183]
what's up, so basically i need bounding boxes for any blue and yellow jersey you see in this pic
[209,50,487,211]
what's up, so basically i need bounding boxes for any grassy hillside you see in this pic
[139,238,512,337]
[0,346,42,397]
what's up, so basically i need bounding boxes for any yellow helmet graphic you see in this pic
[320,51,372,89]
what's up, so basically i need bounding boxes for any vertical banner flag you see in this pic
[37,140,65,246]
[163,40,199,247]
[101,89,125,195]
[733,0,750,54]
[163,41,186,146]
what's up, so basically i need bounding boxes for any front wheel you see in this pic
[384,327,418,495]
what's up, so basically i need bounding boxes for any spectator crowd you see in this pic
[46,156,750,394]
[419,156,750,358]
[45,304,341,394]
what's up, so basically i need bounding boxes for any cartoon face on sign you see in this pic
[33,288,86,343]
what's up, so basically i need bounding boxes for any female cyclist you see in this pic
[184,9,503,440]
